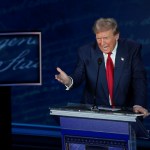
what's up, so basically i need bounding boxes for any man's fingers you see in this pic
[134,107,149,117]
[56,67,66,76]
[56,67,62,73]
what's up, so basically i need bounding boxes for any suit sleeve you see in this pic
[131,44,147,107]
[71,47,86,88]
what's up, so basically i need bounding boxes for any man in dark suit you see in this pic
[55,17,149,117]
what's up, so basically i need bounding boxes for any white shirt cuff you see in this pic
[65,76,73,90]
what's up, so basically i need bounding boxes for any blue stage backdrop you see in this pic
[0,0,150,126]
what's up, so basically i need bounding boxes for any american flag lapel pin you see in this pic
[121,57,124,61]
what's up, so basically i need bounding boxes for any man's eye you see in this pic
[104,37,108,40]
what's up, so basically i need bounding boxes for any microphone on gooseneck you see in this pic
[92,57,102,110]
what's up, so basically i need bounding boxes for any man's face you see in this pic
[96,29,119,54]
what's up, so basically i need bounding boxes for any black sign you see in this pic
[0,32,42,86]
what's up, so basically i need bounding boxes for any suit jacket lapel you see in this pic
[95,46,109,100]
[114,42,126,97]
[99,60,109,99]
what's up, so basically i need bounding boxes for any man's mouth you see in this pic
[103,46,108,50]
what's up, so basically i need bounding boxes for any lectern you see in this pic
[50,104,149,150]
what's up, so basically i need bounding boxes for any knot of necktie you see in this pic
[107,52,112,57]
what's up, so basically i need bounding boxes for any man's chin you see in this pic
[103,50,109,54]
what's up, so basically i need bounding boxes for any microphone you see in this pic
[92,57,102,110]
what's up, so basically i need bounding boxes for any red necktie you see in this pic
[106,53,114,107]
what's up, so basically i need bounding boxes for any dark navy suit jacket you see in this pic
[71,38,147,108]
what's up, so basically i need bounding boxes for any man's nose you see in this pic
[100,38,104,45]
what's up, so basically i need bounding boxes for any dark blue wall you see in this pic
[1,0,149,126]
